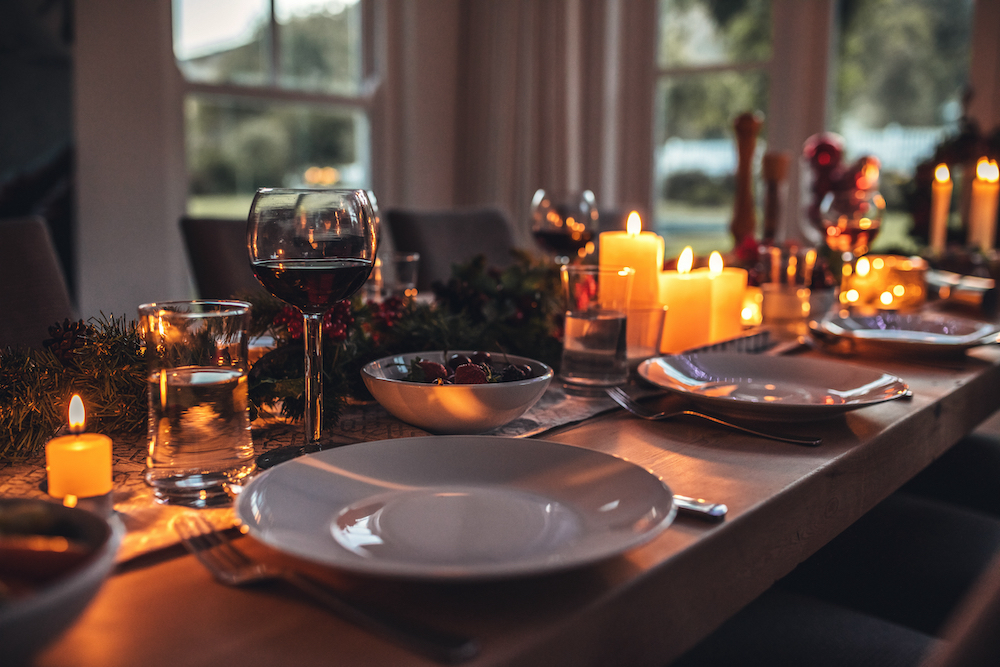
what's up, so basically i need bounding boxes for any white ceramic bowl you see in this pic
[0,498,122,666]
[361,351,553,434]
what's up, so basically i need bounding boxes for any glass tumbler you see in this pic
[139,300,256,507]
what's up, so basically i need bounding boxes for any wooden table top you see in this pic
[31,346,1000,667]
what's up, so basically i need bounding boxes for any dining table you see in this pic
[5,325,1000,667]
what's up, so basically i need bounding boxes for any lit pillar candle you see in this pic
[969,158,1000,252]
[46,395,113,500]
[929,163,952,256]
[659,247,712,353]
[699,251,748,343]
[599,211,664,307]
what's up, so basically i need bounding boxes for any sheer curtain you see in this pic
[452,0,657,246]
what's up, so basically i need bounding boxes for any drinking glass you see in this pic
[819,156,885,294]
[531,188,598,264]
[139,300,256,507]
[559,265,634,386]
[247,189,377,448]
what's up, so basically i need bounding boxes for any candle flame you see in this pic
[68,394,85,433]
[709,251,724,276]
[856,257,871,277]
[626,211,642,236]
[976,158,999,183]
[677,247,694,274]
[934,163,950,183]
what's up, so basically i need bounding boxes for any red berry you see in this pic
[454,363,488,384]
[417,360,449,382]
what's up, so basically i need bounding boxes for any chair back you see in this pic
[384,207,517,291]
[181,217,267,300]
[921,549,1000,667]
[0,216,76,348]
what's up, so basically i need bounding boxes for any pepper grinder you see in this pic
[762,151,791,243]
[731,111,764,246]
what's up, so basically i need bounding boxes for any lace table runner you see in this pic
[0,384,619,563]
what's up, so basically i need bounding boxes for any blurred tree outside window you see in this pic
[831,0,973,253]
[172,0,370,218]
[654,0,771,259]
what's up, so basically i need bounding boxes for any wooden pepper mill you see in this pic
[762,151,792,243]
[731,111,764,246]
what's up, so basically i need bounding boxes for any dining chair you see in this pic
[383,207,518,292]
[0,216,77,349]
[672,491,1000,666]
[180,217,268,300]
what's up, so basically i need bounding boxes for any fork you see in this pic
[173,514,479,664]
[605,386,822,447]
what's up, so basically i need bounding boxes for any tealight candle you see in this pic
[659,247,712,353]
[46,395,113,500]
[969,158,999,252]
[700,251,748,343]
[929,163,951,256]
[599,211,664,307]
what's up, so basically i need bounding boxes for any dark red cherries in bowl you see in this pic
[361,351,553,434]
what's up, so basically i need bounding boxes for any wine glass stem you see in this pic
[303,312,323,444]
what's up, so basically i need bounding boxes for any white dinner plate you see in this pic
[236,436,676,580]
[637,353,910,422]
[809,312,1000,356]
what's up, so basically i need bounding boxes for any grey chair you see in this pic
[181,217,268,300]
[0,216,76,349]
[384,207,518,292]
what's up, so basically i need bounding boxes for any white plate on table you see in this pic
[637,353,910,422]
[236,436,676,580]
[809,312,1000,356]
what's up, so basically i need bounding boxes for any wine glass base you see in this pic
[256,434,359,470]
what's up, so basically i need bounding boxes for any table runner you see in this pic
[0,384,619,563]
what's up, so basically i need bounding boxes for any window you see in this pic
[172,0,373,218]
[653,0,772,258]
[830,0,974,252]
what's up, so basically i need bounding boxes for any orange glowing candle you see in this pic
[930,163,952,256]
[969,158,1000,252]
[45,395,113,500]
[659,247,712,353]
[599,211,664,307]
[700,251,748,343]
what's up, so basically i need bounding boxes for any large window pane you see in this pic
[184,94,369,217]
[277,0,363,95]
[658,0,771,69]
[832,0,974,251]
[173,0,271,87]
[653,70,769,257]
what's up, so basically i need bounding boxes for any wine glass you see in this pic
[530,188,598,264]
[819,156,885,295]
[247,189,377,449]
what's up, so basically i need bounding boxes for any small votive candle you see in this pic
[46,395,113,500]
[840,255,927,312]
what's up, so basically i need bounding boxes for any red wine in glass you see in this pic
[251,258,374,314]
[247,188,377,458]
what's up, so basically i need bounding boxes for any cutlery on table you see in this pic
[173,514,479,664]
[605,386,822,447]
[672,495,728,521]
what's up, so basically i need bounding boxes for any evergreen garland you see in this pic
[0,254,564,460]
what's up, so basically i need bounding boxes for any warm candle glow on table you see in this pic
[598,211,664,307]
[659,247,712,353]
[701,252,747,343]
[46,395,113,500]
[929,163,952,255]
[969,158,999,252]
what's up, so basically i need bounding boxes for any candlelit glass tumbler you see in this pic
[248,188,377,449]
[560,265,634,386]
[531,188,598,264]
[139,300,256,507]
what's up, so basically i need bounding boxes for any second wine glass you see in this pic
[247,188,377,448]
[530,188,598,264]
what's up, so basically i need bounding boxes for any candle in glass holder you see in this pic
[929,163,952,256]
[46,395,113,500]
[841,255,927,312]
[659,247,712,353]
[700,251,748,343]
[969,158,1000,252]
[599,211,664,307]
